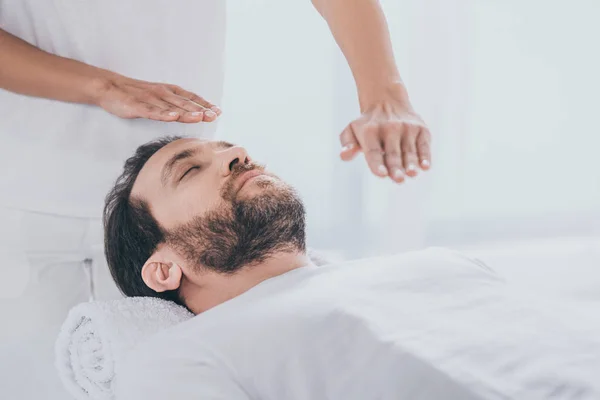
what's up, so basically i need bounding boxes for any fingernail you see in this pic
[407,163,417,172]
[191,111,203,117]
[421,159,430,168]
[210,106,221,114]
[393,168,404,180]
[342,143,355,152]
[168,111,178,117]
[205,110,217,118]
[377,165,388,176]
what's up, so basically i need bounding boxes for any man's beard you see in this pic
[164,164,306,274]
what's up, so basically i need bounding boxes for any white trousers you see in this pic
[0,207,122,400]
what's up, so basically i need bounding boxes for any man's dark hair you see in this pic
[103,135,185,306]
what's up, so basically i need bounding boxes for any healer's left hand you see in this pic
[339,83,432,184]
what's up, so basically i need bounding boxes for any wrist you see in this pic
[358,80,411,112]
[82,69,119,106]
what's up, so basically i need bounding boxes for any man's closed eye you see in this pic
[180,166,201,181]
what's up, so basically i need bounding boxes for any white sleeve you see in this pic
[116,349,251,400]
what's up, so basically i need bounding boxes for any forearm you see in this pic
[312,0,408,110]
[0,28,112,105]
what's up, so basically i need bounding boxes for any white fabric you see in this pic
[53,249,331,400]
[461,237,600,305]
[117,247,600,400]
[55,297,193,400]
[0,0,226,218]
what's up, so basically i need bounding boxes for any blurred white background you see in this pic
[3,3,600,400]
[219,0,600,259]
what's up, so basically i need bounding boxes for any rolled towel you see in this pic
[55,297,193,400]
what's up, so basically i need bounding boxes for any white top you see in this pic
[0,0,226,218]
[117,248,600,400]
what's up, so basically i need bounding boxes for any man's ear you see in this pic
[141,254,183,293]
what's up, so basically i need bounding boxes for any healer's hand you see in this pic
[339,83,431,184]
[95,74,222,123]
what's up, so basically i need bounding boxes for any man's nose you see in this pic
[220,146,251,175]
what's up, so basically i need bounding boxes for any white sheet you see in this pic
[117,248,600,400]
[462,236,600,305]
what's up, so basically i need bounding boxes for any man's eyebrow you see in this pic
[215,140,235,149]
[161,147,202,187]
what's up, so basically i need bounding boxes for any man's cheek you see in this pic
[184,190,224,216]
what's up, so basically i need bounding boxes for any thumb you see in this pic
[339,125,361,161]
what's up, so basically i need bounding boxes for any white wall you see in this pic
[427,0,600,244]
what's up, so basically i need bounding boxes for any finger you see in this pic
[339,125,361,161]
[416,127,432,170]
[132,89,199,123]
[383,125,405,183]
[167,85,222,116]
[360,124,387,177]
[161,92,205,112]
[140,96,192,121]
[171,97,217,123]
[133,102,181,122]
[401,129,420,177]
[152,89,215,123]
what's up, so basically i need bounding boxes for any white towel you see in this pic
[55,297,194,400]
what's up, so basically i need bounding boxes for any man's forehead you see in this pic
[150,138,205,168]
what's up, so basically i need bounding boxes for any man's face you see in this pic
[131,138,306,272]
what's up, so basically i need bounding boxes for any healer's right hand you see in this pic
[94,74,222,123]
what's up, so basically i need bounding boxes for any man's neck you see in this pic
[185,250,312,314]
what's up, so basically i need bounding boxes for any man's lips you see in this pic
[235,169,265,193]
